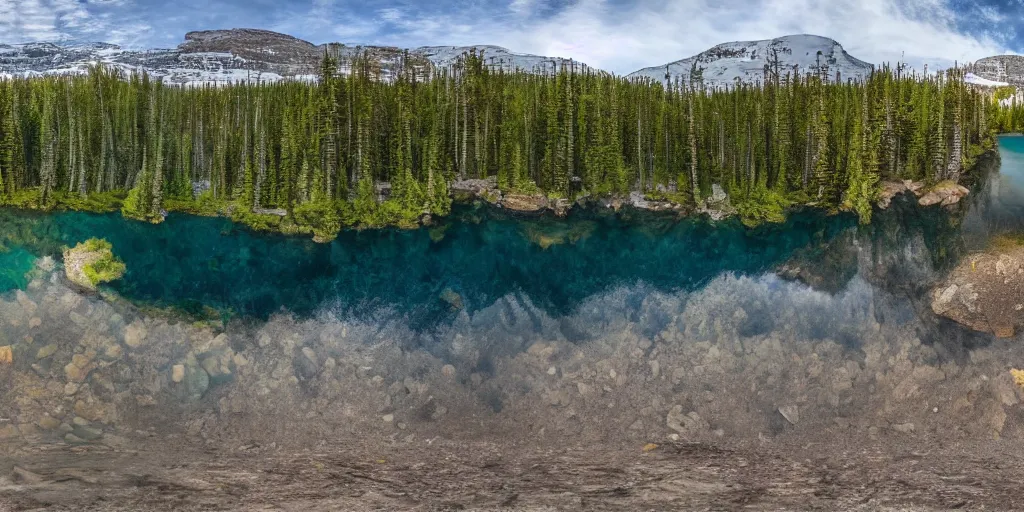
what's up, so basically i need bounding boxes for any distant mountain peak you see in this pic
[627,34,874,88]
[0,28,600,85]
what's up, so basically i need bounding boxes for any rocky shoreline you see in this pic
[450,177,738,221]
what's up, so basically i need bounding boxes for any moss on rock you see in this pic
[63,238,126,291]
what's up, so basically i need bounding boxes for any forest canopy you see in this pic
[0,51,1015,239]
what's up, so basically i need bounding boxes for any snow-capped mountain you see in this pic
[627,35,874,88]
[0,30,319,85]
[968,55,1024,87]
[0,29,594,85]
[416,45,584,74]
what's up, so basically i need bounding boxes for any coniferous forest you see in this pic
[0,50,1018,241]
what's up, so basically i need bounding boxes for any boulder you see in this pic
[918,180,970,207]
[697,184,737,221]
[450,177,500,201]
[931,247,1024,337]
[440,288,464,310]
[62,239,126,292]
[666,405,709,436]
[877,180,926,209]
[64,353,96,383]
[172,358,210,402]
[501,193,547,213]
[778,405,800,425]
[123,321,148,348]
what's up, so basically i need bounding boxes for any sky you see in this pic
[0,0,1020,74]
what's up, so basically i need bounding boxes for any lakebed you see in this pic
[2,139,1024,510]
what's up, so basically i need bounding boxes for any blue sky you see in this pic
[0,0,1020,74]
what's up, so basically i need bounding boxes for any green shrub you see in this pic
[736,188,792,228]
[72,238,126,286]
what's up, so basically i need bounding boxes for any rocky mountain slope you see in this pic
[0,28,589,85]
[968,55,1024,87]
[628,34,874,88]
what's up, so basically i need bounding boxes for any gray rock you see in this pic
[892,423,915,434]
[176,361,210,402]
[778,405,800,425]
[667,405,709,435]
[71,424,103,441]
[293,347,320,380]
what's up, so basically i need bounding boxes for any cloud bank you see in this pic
[0,0,1018,74]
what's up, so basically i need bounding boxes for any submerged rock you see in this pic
[440,288,464,310]
[931,245,1024,337]
[778,405,800,425]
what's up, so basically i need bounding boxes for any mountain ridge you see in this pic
[0,28,596,85]
[0,29,903,89]
[627,34,874,88]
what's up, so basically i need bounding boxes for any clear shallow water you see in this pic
[0,138,1018,331]
[961,135,1024,248]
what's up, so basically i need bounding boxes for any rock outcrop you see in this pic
[932,245,1024,338]
[969,55,1024,88]
[917,180,971,207]
[877,180,926,209]
[62,239,126,292]
[877,179,968,209]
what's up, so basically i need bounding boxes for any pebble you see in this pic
[778,405,800,425]
[893,423,916,434]
[171,365,185,383]
[123,322,148,348]
[648,360,661,378]
[382,414,394,423]
[35,344,58,360]
[441,365,456,379]
[37,416,61,430]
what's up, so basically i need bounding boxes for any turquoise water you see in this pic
[2,138,1020,328]
[961,135,1024,246]
[0,244,35,292]
[0,205,861,326]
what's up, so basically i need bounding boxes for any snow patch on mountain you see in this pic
[627,35,874,88]
[414,45,582,74]
[0,29,597,86]
[964,72,1008,87]
[969,55,1024,88]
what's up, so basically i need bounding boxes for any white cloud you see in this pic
[339,0,1009,75]
[508,0,536,15]
[0,0,1010,76]
[0,0,150,45]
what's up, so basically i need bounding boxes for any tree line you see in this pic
[0,51,1006,239]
